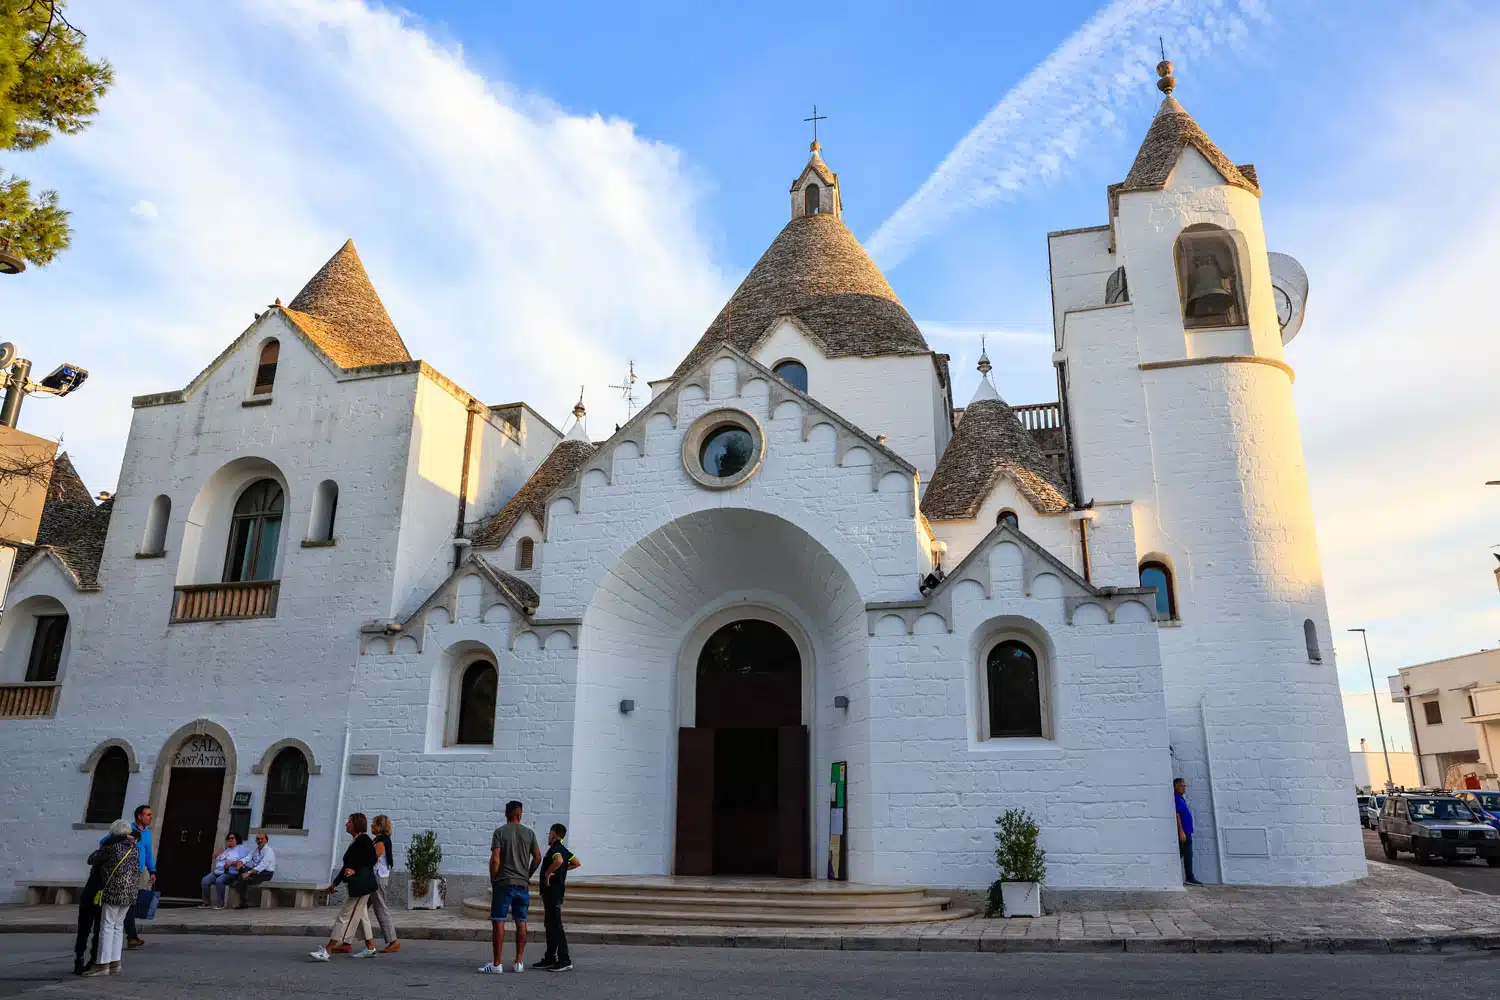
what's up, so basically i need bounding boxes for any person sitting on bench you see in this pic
[225,833,275,908]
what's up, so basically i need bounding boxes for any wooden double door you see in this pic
[675,618,809,878]
[156,767,226,899]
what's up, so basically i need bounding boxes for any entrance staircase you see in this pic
[463,876,974,926]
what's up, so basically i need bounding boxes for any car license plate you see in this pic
[1455,847,1477,856]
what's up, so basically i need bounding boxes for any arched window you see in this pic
[25,613,68,682]
[308,480,338,543]
[773,360,809,393]
[997,510,1019,530]
[804,184,821,216]
[516,537,534,571]
[1175,226,1244,329]
[984,639,1045,739]
[1304,619,1321,663]
[223,479,284,582]
[262,746,309,828]
[1139,561,1176,620]
[84,746,129,824]
[455,660,498,745]
[141,494,171,555]
[253,340,280,395]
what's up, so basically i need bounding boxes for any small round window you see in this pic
[773,360,809,393]
[700,425,754,478]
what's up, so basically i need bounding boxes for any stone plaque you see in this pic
[173,734,226,769]
[1222,827,1270,857]
[347,753,380,776]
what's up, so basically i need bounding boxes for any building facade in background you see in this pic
[0,73,1365,900]
[1388,648,1500,789]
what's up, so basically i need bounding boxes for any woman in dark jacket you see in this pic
[84,820,139,976]
[309,812,378,961]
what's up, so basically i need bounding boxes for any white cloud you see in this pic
[6,0,726,490]
[128,200,158,219]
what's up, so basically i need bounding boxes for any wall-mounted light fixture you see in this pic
[833,695,850,710]
[619,699,635,714]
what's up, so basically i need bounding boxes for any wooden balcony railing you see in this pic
[0,682,60,718]
[171,580,280,623]
[1012,401,1062,431]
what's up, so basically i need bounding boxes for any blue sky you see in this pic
[4,0,1499,749]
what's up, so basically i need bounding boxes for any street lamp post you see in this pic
[1349,628,1393,789]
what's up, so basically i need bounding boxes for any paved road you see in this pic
[1,934,1497,1000]
[1362,828,1500,894]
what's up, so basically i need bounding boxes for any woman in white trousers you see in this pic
[85,820,140,976]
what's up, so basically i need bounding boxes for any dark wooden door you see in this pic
[675,728,715,875]
[777,725,810,878]
[156,768,225,898]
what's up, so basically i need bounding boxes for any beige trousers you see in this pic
[332,893,372,945]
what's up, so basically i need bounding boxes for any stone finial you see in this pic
[572,386,586,422]
[1156,59,1175,95]
[565,387,590,442]
[977,335,992,377]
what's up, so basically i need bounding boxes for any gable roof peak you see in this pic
[1118,71,1260,199]
[280,239,412,369]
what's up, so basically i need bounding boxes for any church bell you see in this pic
[1185,257,1234,318]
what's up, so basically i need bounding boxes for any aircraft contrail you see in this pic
[866,0,1275,269]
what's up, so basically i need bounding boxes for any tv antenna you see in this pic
[610,360,639,418]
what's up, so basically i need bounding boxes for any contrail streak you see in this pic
[867,0,1274,269]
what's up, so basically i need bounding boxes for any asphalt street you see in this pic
[1,934,1497,1000]
[1362,828,1500,894]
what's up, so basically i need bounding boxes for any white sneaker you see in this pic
[477,962,504,974]
[309,948,330,962]
[511,963,524,973]
[352,948,377,959]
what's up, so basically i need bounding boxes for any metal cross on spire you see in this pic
[804,104,827,148]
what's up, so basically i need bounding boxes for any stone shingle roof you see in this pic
[471,555,540,612]
[280,240,411,369]
[671,213,930,378]
[470,439,597,548]
[921,398,1071,519]
[14,453,113,590]
[790,148,836,188]
[1120,96,1260,197]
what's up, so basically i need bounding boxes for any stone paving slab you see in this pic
[4,863,1499,954]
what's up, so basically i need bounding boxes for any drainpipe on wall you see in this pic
[1404,684,1425,788]
[453,400,480,571]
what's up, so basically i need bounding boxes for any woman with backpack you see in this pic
[309,812,378,962]
[83,820,139,977]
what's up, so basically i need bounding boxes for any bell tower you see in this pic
[790,107,841,221]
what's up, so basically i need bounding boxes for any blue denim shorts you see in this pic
[490,884,529,923]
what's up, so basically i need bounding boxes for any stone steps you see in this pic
[462,877,972,926]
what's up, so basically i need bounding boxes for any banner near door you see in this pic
[827,761,847,881]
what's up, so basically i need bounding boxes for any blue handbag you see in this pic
[134,888,159,920]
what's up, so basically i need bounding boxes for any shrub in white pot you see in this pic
[985,809,1046,918]
[406,830,445,909]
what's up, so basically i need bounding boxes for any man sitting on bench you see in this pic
[224,833,275,909]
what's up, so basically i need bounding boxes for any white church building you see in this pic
[0,68,1365,902]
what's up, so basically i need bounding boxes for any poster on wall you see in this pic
[827,760,847,881]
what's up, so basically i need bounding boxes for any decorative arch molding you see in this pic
[148,718,238,860]
[509,619,580,651]
[675,599,817,729]
[251,737,322,776]
[79,738,141,774]
[363,555,531,656]
[865,522,1160,634]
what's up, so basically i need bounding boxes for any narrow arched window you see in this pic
[25,613,68,682]
[516,537,534,571]
[224,479,284,582]
[308,480,338,543]
[997,510,1019,530]
[456,660,498,745]
[1304,619,1321,663]
[1175,226,1244,329]
[1139,561,1176,620]
[254,340,280,395]
[985,640,1043,738]
[773,360,809,393]
[262,747,309,828]
[140,494,171,556]
[84,747,129,824]
[804,184,821,216]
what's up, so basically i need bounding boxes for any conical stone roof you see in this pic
[1120,95,1260,197]
[671,213,929,379]
[922,398,1071,519]
[281,240,411,368]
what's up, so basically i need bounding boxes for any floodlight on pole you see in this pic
[1348,627,1393,789]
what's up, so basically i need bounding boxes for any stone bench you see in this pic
[17,880,86,905]
[227,880,330,909]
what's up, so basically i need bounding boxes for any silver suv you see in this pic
[1377,792,1500,866]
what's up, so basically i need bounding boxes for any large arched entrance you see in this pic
[677,619,808,877]
[150,722,235,899]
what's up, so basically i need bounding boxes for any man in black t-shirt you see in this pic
[534,823,581,972]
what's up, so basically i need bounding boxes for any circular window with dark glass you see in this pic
[699,425,754,479]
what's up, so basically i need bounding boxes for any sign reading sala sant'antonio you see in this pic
[173,735,226,768]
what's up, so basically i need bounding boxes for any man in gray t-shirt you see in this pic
[481,800,541,973]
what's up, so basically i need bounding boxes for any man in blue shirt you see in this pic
[1174,778,1202,886]
[125,805,156,948]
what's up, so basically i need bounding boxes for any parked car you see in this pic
[1364,795,1386,830]
[1455,791,1500,831]
[1377,792,1500,865]
[1357,794,1372,827]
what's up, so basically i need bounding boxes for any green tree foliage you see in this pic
[0,0,112,266]
[985,808,1046,917]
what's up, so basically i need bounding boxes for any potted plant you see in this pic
[985,808,1046,918]
[406,830,445,909]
